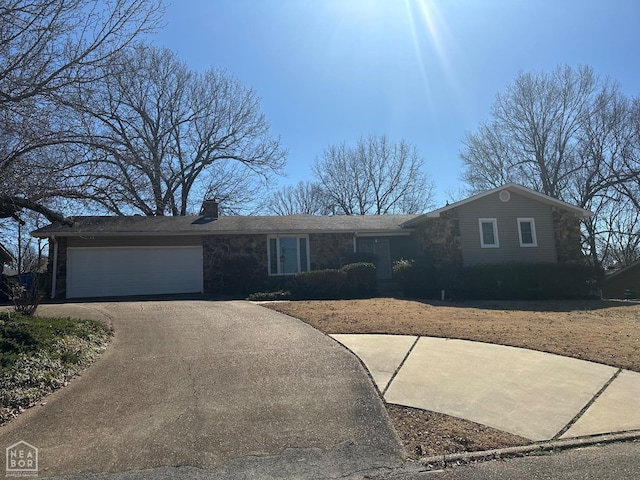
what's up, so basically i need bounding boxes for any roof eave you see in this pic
[604,259,640,280]
[402,183,593,225]
[32,227,414,238]
[0,248,13,263]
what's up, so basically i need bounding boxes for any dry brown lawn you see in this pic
[266,298,640,372]
[263,298,640,458]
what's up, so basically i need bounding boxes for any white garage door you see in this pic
[67,246,203,298]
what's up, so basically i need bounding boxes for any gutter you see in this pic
[50,236,58,299]
[32,229,416,238]
[419,430,640,470]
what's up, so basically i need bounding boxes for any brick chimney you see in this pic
[200,199,219,220]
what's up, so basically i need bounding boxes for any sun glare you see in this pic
[402,0,458,109]
[410,0,451,68]
[322,0,461,121]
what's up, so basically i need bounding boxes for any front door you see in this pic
[358,238,391,279]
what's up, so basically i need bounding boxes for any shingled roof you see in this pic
[32,214,420,237]
[0,243,13,263]
[403,183,592,226]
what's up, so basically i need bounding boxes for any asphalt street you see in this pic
[405,440,640,480]
[42,439,640,479]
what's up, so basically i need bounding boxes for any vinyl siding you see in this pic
[67,236,203,248]
[458,191,558,266]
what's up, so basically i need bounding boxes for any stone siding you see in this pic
[308,233,354,269]
[552,207,584,264]
[415,208,463,268]
[203,232,355,292]
[203,234,268,293]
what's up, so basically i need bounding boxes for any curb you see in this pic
[419,430,640,468]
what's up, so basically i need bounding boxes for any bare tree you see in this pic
[462,65,601,197]
[0,0,163,222]
[201,161,273,215]
[461,65,640,266]
[610,97,640,211]
[267,181,329,215]
[567,87,640,266]
[596,196,640,269]
[76,45,286,216]
[313,135,435,215]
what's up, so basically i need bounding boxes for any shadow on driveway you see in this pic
[0,300,403,477]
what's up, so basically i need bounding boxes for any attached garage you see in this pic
[66,246,203,299]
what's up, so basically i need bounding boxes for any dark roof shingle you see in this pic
[0,243,13,263]
[32,214,419,237]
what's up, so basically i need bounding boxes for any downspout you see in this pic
[50,236,58,299]
[353,232,358,253]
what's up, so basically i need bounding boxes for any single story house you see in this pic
[602,260,640,299]
[32,183,593,299]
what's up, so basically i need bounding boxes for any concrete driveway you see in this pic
[331,334,640,442]
[0,301,403,478]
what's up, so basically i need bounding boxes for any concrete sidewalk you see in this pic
[0,302,403,477]
[331,334,640,442]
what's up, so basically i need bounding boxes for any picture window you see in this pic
[268,236,310,275]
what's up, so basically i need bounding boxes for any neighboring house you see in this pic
[602,261,640,299]
[32,183,592,299]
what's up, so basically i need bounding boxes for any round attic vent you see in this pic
[499,190,511,202]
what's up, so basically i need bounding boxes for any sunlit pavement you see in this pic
[0,301,403,477]
[331,334,640,441]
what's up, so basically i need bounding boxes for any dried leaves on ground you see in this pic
[0,313,112,425]
[388,404,530,459]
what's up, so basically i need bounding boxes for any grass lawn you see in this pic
[0,311,112,425]
[264,298,640,458]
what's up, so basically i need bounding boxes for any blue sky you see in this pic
[153,0,639,207]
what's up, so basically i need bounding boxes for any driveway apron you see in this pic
[331,334,640,442]
[0,301,402,477]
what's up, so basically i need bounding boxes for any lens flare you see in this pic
[403,0,460,117]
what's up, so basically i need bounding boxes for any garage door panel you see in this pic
[67,247,203,298]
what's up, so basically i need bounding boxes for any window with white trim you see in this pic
[268,236,310,275]
[479,218,499,248]
[518,218,538,247]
